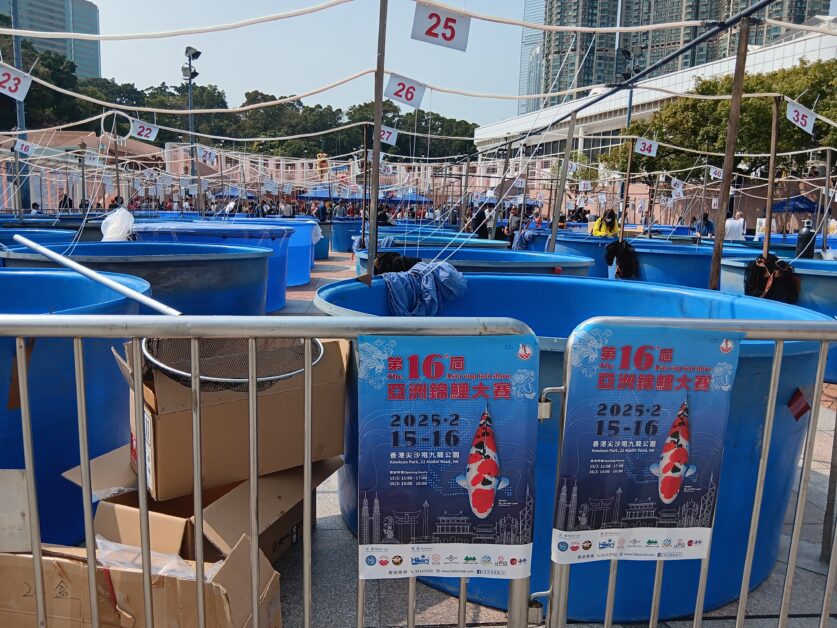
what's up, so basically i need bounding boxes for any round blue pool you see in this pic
[333,219,363,252]
[223,217,319,283]
[353,247,593,276]
[0,228,77,246]
[632,244,756,288]
[314,273,829,621]
[0,242,271,315]
[0,269,150,545]
[131,222,293,312]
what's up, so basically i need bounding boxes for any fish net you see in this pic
[141,337,324,393]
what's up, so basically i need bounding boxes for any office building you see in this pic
[518,0,545,115]
[537,0,830,109]
[0,0,101,78]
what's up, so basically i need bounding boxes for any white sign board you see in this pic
[567,161,578,174]
[129,118,160,142]
[578,180,592,192]
[634,137,659,157]
[670,177,684,190]
[786,100,815,135]
[711,197,719,209]
[598,192,607,206]
[380,125,398,146]
[411,3,471,52]
[0,470,31,552]
[0,65,32,102]
[198,146,217,165]
[384,74,426,108]
[672,188,685,199]
[14,139,36,157]
[709,166,723,180]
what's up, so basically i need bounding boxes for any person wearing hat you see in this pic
[592,208,619,236]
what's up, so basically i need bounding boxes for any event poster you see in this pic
[552,323,742,564]
[357,335,539,580]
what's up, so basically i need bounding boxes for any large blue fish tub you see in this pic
[353,247,594,277]
[0,228,77,246]
[632,244,757,288]
[0,242,271,315]
[315,222,331,260]
[0,269,151,545]
[721,257,837,382]
[314,274,829,621]
[131,222,293,312]
[224,218,319,284]
[384,234,509,250]
[332,218,363,252]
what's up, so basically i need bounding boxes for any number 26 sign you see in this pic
[411,3,471,52]
[129,118,160,142]
[384,74,426,109]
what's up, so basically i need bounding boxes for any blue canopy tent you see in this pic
[391,192,432,205]
[213,185,257,200]
[771,195,820,213]
[298,187,335,201]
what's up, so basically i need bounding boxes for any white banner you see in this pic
[129,118,160,142]
[0,65,33,102]
[14,140,36,157]
[411,3,471,52]
[384,74,427,109]
[380,125,398,146]
[634,138,659,157]
[786,100,815,135]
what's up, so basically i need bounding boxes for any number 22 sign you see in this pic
[129,118,160,142]
[384,74,426,109]
[634,137,659,157]
[411,3,471,52]
[786,100,815,135]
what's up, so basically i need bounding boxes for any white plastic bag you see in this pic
[100,207,135,241]
[95,535,223,581]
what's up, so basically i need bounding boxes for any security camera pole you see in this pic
[183,47,202,211]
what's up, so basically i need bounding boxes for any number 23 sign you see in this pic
[411,3,471,52]
[384,74,426,109]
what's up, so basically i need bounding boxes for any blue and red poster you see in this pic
[357,335,539,580]
[552,323,742,564]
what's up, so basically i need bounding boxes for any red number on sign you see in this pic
[405,85,415,101]
[425,13,457,41]
[394,82,415,101]
[394,82,405,98]
[800,113,808,126]
[638,141,653,154]
[792,108,809,127]
[425,12,441,37]
[136,125,152,139]
[0,72,10,89]
[8,76,20,93]
[381,130,392,141]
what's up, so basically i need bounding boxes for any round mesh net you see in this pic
[142,337,324,392]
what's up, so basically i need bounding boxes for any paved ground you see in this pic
[275,248,837,626]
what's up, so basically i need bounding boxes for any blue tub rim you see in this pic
[722,257,837,278]
[0,241,274,263]
[354,248,595,269]
[131,223,295,239]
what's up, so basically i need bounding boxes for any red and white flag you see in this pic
[787,388,811,421]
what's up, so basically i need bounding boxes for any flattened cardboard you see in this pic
[117,339,348,501]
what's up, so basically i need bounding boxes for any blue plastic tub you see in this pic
[354,247,594,276]
[550,235,616,277]
[0,269,150,545]
[315,223,331,260]
[0,242,271,315]
[0,228,76,246]
[131,222,293,312]
[721,257,837,382]
[632,244,759,288]
[385,234,510,249]
[315,274,829,621]
[332,219,363,252]
[225,218,318,283]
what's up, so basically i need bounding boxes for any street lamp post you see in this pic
[183,47,201,210]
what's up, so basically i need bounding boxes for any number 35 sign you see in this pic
[786,100,815,135]
[411,3,471,52]
[384,74,426,109]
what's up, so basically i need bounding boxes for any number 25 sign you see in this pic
[634,137,659,157]
[411,3,471,52]
[129,118,160,142]
[384,74,426,109]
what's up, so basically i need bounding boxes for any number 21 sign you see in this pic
[411,3,471,52]
[384,74,426,109]
[129,118,160,142]
[786,100,815,135]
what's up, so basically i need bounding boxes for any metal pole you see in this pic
[10,0,30,211]
[13,147,22,215]
[649,560,664,628]
[114,139,121,205]
[508,578,530,628]
[625,87,634,127]
[188,58,199,211]
[820,512,837,627]
[709,16,751,290]
[548,112,577,252]
[618,139,635,242]
[79,141,87,210]
[735,339,784,626]
[547,561,570,628]
[248,338,260,628]
[821,148,832,252]
[407,576,417,628]
[457,578,468,627]
[191,339,206,628]
[778,342,829,627]
[366,0,388,277]
[603,560,618,628]
[360,130,368,246]
[762,96,781,256]
[461,155,470,231]
[303,338,314,628]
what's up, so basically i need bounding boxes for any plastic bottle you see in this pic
[796,219,816,259]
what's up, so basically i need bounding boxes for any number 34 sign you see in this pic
[411,3,471,52]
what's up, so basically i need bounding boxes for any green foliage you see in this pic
[598,59,837,181]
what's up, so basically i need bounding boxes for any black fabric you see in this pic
[744,254,800,304]
[374,252,422,275]
[605,240,639,280]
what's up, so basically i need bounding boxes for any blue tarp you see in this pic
[771,196,820,214]
[382,262,467,316]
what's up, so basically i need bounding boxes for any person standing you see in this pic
[724,210,745,241]
[695,212,716,237]
[471,204,489,239]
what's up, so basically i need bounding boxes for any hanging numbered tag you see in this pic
[670,177,684,190]
[598,192,607,206]
[198,146,217,165]
[567,161,578,174]
[129,118,160,142]
[786,100,815,135]
[711,197,719,209]
[672,188,685,199]
[634,137,659,157]
[0,65,33,102]
[380,125,398,146]
[411,2,471,52]
[384,74,426,109]
[579,180,592,192]
[709,166,723,180]
[14,139,36,157]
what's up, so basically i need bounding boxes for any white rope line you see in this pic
[0,0,354,41]
[580,133,832,158]
[416,0,706,34]
[764,19,837,35]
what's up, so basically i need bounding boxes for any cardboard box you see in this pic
[0,535,282,627]
[116,339,348,501]
[63,447,342,565]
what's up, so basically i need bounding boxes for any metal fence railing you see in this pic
[5,314,837,627]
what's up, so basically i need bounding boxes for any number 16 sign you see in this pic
[384,74,426,109]
[411,3,471,52]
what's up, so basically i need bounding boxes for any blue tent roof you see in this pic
[391,192,432,205]
[213,185,256,200]
[771,195,820,213]
[298,187,335,200]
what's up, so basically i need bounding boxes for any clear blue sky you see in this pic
[98,0,525,126]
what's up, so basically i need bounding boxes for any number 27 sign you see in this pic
[384,74,426,109]
[411,3,471,52]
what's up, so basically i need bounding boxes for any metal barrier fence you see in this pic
[4,314,837,627]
